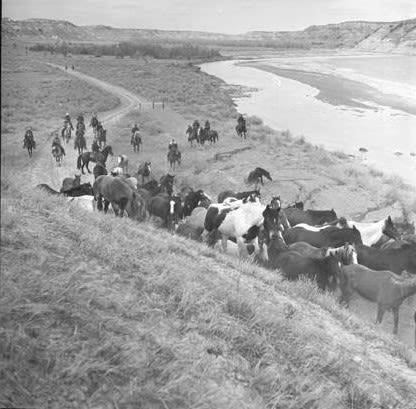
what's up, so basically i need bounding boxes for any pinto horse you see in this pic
[217,189,261,204]
[93,175,145,220]
[77,145,113,174]
[345,216,401,246]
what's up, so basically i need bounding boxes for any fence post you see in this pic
[152,101,155,110]
[162,99,165,111]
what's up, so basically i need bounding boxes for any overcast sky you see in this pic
[3,0,416,34]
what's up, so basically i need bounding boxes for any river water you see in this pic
[200,54,416,186]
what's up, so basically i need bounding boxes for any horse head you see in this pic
[383,216,401,241]
[270,196,281,209]
[263,205,284,240]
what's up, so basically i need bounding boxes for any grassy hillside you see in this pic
[1,41,416,408]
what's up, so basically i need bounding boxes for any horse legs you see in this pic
[392,307,399,335]
[103,199,110,214]
[86,161,92,174]
[375,304,386,327]
[221,235,228,253]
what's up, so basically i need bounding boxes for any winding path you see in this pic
[32,63,147,189]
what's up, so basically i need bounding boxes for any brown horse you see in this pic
[148,193,183,232]
[339,264,416,334]
[136,161,152,185]
[77,145,113,174]
[284,207,338,226]
[284,225,363,248]
[266,233,340,291]
[93,175,145,220]
[167,148,181,170]
[355,243,416,275]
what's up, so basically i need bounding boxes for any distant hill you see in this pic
[2,17,416,53]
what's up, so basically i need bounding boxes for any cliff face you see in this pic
[2,17,416,53]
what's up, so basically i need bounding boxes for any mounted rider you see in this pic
[52,135,66,156]
[23,127,36,149]
[204,120,210,131]
[91,139,100,154]
[131,123,141,144]
[62,112,74,137]
[168,138,178,152]
[76,114,86,134]
[90,113,99,129]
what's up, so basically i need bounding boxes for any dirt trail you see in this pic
[31,63,147,190]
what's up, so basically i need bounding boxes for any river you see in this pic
[200,53,416,186]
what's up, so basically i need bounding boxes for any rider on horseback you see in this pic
[131,123,140,135]
[23,128,36,149]
[52,135,66,156]
[76,114,86,133]
[90,113,98,129]
[131,124,141,144]
[204,120,210,131]
[91,139,100,154]
[62,113,74,137]
[168,138,178,152]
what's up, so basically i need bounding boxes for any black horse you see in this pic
[36,183,93,197]
[93,162,108,180]
[77,145,113,174]
[74,129,87,155]
[23,134,36,157]
[236,121,247,139]
[136,161,152,185]
[183,190,212,217]
[247,167,272,189]
[160,174,175,196]
[148,193,183,232]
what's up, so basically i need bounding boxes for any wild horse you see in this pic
[77,145,113,174]
[74,129,87,155]
[52,143,65,166]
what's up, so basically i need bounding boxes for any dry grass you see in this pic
[2,42,416,408]
[1,179,416,409]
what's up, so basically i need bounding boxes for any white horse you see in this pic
[345,216,400,246]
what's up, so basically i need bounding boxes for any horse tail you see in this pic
[77,154,82,169]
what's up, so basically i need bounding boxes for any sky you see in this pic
[3,0,416,34]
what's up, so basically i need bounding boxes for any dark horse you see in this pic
[199,128,219,144]
[182,189,212,217]
[52,144,65,166]
[77,145,113,174]
[23,135,36,157]
[284,207,338,226]
[148,193,183,232]
[235,122,247,139]
[266,233,340,291]
[283,225,363,248]
[186,125,198,147]
[36,183,93,197]
[74,129,87,155]
[160,174,175,196]
[355,243,416,275]
[247,167,272,189]
[217,189,261,204]
[167,148,181,170]
[93,175,145,220]
[131,132,142,153]
[93,162,108,180]
[97,127,107,149]
[136,161,152,185]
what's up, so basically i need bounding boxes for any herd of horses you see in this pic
[34,110,416,341]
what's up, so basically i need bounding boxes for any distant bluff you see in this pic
[2,17,416,53]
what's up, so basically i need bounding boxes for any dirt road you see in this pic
[32,63,147,190]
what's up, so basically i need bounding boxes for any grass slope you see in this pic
[1,41,416,408]
[2,181,416,409]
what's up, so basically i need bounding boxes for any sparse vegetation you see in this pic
[2,40,416,409]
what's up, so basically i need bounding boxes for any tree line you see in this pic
[29,41,222,59]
